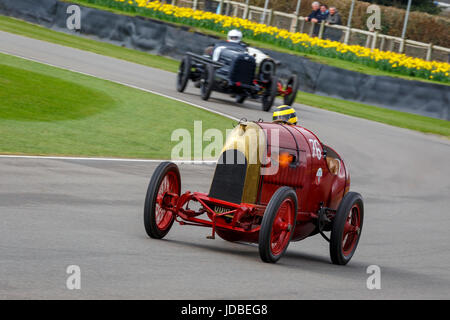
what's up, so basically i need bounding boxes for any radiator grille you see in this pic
[209,150,247,204]
[229,55,256,85]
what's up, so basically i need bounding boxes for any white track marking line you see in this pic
[0,154,216,164]
[0,50,239,121]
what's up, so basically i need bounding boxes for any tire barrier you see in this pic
[1,0,448,120]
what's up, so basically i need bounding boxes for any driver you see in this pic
[227,29,244,44]
[273,105,340,174]
[272,105,297,125]
[205,29,247,61]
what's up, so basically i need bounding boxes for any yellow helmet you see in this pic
[272,105,297,125]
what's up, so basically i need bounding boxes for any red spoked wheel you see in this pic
[144,162,181,239]
[342,204,362,256]
[259,187,298,263]
[330,192,364,265]
[270,198,295,256]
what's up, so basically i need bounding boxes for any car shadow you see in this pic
[162,237,366,275]
[163,238,260,260]
[158,237,450,288]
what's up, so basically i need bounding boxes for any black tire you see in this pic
[283,74,300,106]
[144,162,181,239]
[235,94,246,104]
[330,192,364,265]
[262,76,278,112]
[200,64,215,101]
[176,56,191,93]
[259,187,298,263]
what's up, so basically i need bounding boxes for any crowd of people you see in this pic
[304,1,342,26]
[302,1,343,40]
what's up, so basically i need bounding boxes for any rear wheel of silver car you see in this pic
[177,56,191,93]
[283,74,299,106]
[235,94,246,104]
[262,76,278,112]
[259,187,298,263]
[200,64,215,101]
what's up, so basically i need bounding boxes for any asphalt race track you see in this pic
[1,31,449,299]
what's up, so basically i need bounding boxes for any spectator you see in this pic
[305,2,321,23]
[324,6,343,41]
[326,7,342,25]
[317,4,329,22]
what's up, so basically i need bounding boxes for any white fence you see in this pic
[170,0,450,62]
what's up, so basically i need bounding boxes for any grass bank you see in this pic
[296,92,449,137]
[0,53,233,158]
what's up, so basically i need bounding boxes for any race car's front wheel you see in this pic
[262,76,278,112]
[144,162,181,239]
[177,56,191,93]
[200,64,215,101]
[330,192,364,265]
[283,74,299,106]
[258,187,298,263]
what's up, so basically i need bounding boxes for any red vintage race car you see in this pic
[144,121,364,265]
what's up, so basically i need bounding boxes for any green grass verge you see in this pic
[0,53,233,158]
[296,92,450,137]
[0,15,448,137]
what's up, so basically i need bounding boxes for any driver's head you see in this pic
[272,105,297,125]
[227,29,243,43]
